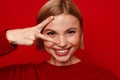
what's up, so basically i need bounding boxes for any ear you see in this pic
[80,32,84,50]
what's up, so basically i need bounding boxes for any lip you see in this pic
[53,47,71,56]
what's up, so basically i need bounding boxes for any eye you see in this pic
[67,30,76,34]
[46,31,56,37]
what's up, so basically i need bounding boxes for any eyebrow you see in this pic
[43,27,78,33]
[66,28,77,30]
[43,29,56,33]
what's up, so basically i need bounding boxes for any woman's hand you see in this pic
[6,16,57,46]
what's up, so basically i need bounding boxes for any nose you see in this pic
[57,36,67,48]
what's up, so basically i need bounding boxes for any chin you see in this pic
[56,57,70,63]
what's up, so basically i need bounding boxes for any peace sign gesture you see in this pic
[6,16,58,46]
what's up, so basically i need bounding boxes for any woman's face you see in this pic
[43,14,82,66]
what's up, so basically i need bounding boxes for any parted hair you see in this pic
[36,0,84,50]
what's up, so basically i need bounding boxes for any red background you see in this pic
[0,0,120,78]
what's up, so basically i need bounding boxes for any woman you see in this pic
[0,0,119,80]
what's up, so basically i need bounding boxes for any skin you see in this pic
[6,14,82,66]
[43,14,82,66]
[6,16,58,46]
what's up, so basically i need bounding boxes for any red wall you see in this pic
[0,0,120,78]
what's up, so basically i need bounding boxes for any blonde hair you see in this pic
[36,0,84,50]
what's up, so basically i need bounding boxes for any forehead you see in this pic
[44,14,80,31]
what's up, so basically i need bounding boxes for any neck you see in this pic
[47,56,81,66]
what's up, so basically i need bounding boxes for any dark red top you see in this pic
[0,30,119,80]
[0,61,119,80]
[0,30,17,56]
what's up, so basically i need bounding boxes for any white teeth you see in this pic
[54,49,69,56]
[56,50,68,53]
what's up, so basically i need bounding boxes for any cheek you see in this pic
[43,41,54,48]
[67,35,80,46]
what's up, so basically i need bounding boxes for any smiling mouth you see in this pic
[53,47,71,56]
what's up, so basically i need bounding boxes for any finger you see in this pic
[17,39,34,46]
[36,33,59,44]
[24,39,34,46]
[24,35,36,41]
[35,16,54,30]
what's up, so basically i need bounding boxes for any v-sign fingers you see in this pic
[35,16,54,32]
[35,33,59,44]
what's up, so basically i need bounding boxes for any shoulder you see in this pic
[0,63,36,72]
[79,62,120,80]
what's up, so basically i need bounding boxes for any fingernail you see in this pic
[50,16,54,19]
